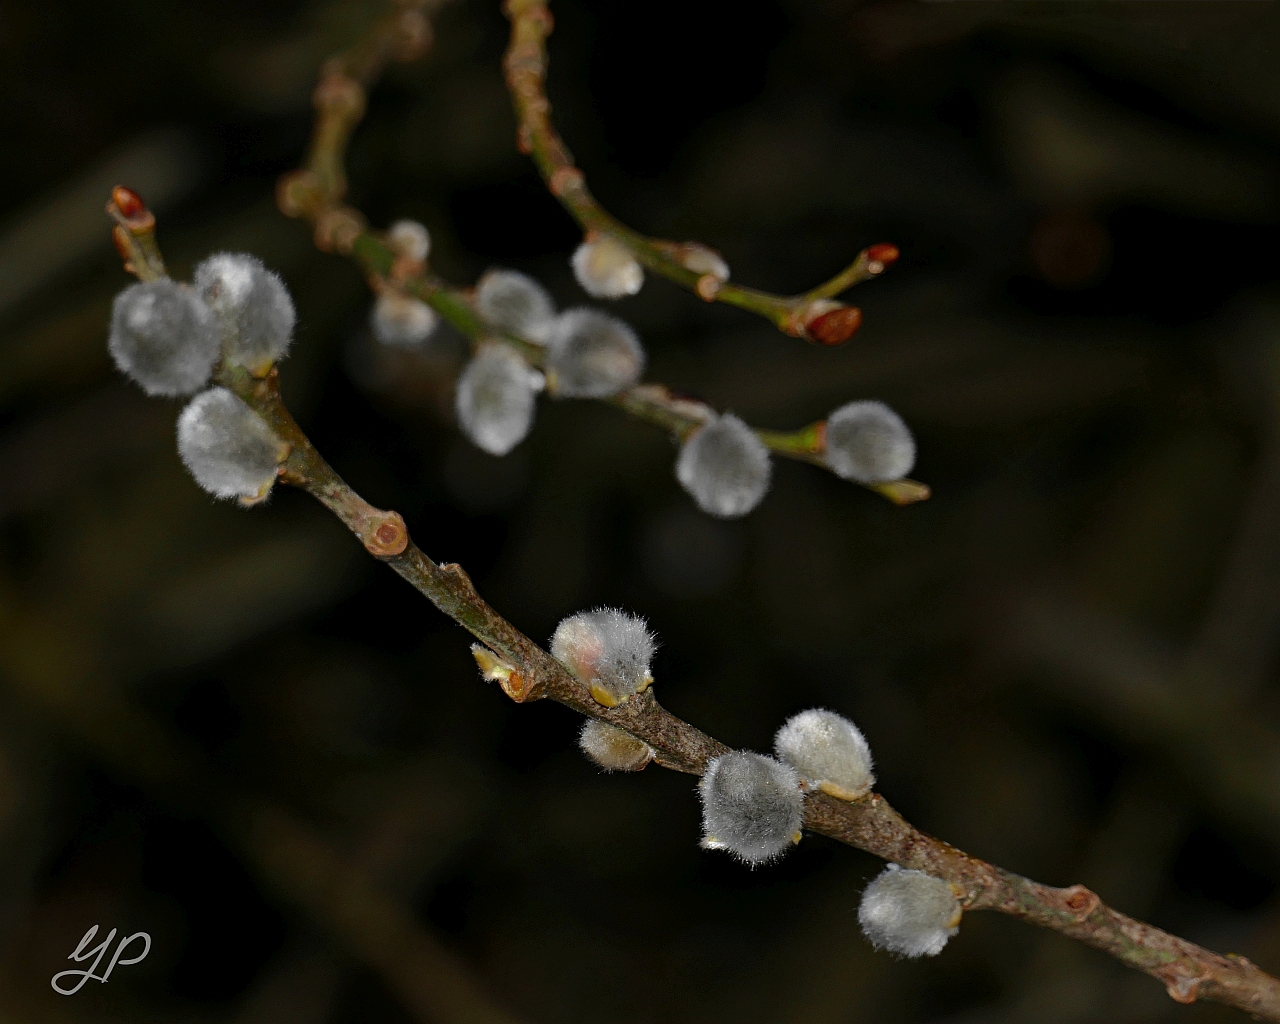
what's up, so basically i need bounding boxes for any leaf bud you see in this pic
[698,751,804,866]
[675,413,771,519]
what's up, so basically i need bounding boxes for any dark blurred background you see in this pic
[4,1,1280,1021]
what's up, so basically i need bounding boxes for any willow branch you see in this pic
[501,0,898,344]
[189,357,1278,1020]
[270,7,929,506]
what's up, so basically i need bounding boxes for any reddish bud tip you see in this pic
[112,186,145,219]
[866,243,899,265]
[807,306,863,346]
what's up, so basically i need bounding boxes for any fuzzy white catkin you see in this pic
[371,293,439,347]
[545,308,645,398]
[682,244,729,281]
[858,865,962,958]
[455,345,544,456]
[675,413,771,518]
[551,608,656,707]
[387,219,431,262]
[177,387,288,501]
[108,280,221,397]
[579,720,653,771]
[774,709,875,800]
[699,751,804,866]
[194,253,296,374]
[824,400,915,484]
[476,269,556,343]
[571,236,644,298]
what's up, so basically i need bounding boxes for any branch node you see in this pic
[364,512,409,558]
[549,166,584,196]
[1059,884,1100,921]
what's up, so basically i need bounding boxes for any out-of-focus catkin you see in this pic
[579,720,653,771]
[455,344,544,456]
[545,308,645,398]
[194,252,296,375]
[476,269,556,343]
[824,400,915,484]
[571,236,643,298]
[675,413,771,518]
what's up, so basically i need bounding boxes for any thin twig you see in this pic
[501,0,898,344]
[207,361,1280,1021]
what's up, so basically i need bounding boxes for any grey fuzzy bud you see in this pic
[551,608,656,707]
[774,709,874,800]
[194,252,296,374]
[859,865,962,958]
[825,400,915,484]
[699,751,803,866]
[579,720,653,771]
[455,344,544,456]
[476,269,556,343]
[371,293,438,347]
[177,387,288,501]
[388,219,431,263]
[675,413,771,519]
[546,308,645,398]
[571,236,643,298]
[108,280,220,397]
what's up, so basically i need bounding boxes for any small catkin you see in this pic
[698,751,804,866]
[194,252,296,374]
[858,865,962,958]
[108,279,221,397]
[550,608,656,707]
[682,244,730,282]
[455,344,544,456]
[675,413,771,518]
[579,720,653,771]
[387,219,431,263]
[824,400,915,484]
[545,308,645,398]
[176,387,289,501]
[774,709,875,800]
[475,269,556,343]
[571,236,644,299]
[371,293,439,347]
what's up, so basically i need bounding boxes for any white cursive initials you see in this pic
[51,926,151,995]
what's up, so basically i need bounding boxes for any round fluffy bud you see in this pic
[476,269,556,343]
[682,244,729,281]
[579,720,653,771]
[774,709,874,800]
[177,387,288,501]
[572,236,643,299]
[455,344,544,456]
[371,293,439,347]
[698,751,804,866]
[194,253,296,375]
[858,865,962,958]
[108,280,220,397]
[387,219,430,262]
[550,608,656,707]
[825,400,915,484]
[546,309,645,398]
[675,413,771,519]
